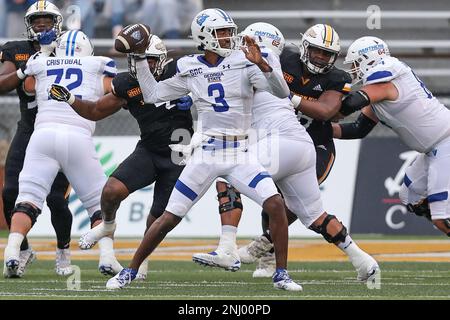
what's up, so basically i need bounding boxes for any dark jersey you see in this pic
[280,49,352,146]
[0,40,39,132]
[112,60,193,155]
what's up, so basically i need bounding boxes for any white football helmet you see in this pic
[344,36,390,84]
[24,0,63,40]
[128,35,173,78]
[240,22,285,56]
[191,8,239,57]
[55,30,94,57]
[299,24,340,74]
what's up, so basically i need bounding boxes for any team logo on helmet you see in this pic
[196,13,209,26]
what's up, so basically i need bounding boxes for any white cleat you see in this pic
[3,258,20,278]
[55,248,74,276]
[352,253,380,282]
[192,250,241,272]
[79,222,116,250]
[106,268,137,290]
[17,248,36,277]
[272,269,303,292]
[135,259,148,281]
[99,254,123,276]
[252,251,276,278]
[238,235,273,264]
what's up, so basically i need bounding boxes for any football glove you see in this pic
[49,84,76,105]
[176,95,193,111]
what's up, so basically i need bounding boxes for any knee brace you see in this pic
[12,202,42,226]
[309,214,348,244]
[90,210,103,228]
[217,184,243,214]
[406,199,431,221]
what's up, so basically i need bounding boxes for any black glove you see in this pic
[49,84,75,104]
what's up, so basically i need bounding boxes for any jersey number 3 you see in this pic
[208,83,229,112]
[47,68,83,99]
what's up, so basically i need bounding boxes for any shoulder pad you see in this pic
[176,55,202,76]
[364,56,407,85]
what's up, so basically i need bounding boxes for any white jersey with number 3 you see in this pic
[136,50,289,137]
[26,54,117,134]
[364,56,450,153]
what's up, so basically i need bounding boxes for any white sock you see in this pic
[102,220,116,233]
[5,233,24,260]
[98,237,114,257]
[138,259,148,275]
[337,235,365,260]
[217,225,237,252]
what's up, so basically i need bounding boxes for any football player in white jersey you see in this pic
[192,23,379,283]
[3,30,123,278]
[333,36,450,237]
[75,8,302,291]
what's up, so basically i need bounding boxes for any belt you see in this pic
[202,136,246,151]
[209,135,249,142]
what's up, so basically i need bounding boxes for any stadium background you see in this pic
[1,0,449,237]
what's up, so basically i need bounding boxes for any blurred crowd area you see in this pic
[0,0,203,40]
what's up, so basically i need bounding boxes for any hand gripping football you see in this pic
[114,24,151,53]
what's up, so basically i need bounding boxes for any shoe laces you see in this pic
[272,269,292,283]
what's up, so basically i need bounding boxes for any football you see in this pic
[114,24,151,53]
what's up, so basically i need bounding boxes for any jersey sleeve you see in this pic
[327,69,353,94]
[136,58,189,104]
[363,57,405,85]
[247,51,290,98]
[111,73,130,100]
[0,42,16,63]
[96,56,117,78]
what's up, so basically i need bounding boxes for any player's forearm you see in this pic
[71,99,109,121]
[299,99,339,121]
[136,59,158,104]
[337,112,378,139]
[263,67,290,99]
[0,73,21,93]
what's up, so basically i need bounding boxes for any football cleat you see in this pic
[99,254,123,276]
[4,259,20,278]
[192,250,241,272]
[17,248,36,277]
[238,235,273,264]
[55,248,74,276]
[79,222,116,250]
[351,253,380,282]
[272,269,303,291]
[252,251,276,278]
[106,268,137,290]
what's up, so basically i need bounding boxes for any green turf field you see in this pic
[1,260,449,300]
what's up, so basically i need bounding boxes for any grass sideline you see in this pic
[0,260,449,300]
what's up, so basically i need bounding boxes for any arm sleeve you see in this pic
[339,112,377,139]
[247,52,290,98]
[0,42,15,63]
[136,59,189,104]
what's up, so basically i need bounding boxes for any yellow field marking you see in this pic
[1,239,449,262]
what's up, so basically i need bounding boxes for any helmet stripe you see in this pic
[216,8,232,22]
[65,30,74,56]
[71,30,80,57]
[325,25,333,47]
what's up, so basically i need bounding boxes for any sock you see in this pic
[102,220,116,233]
[217,225,237,252]
[5,233,25,260]
[138,259,148,275]
[98,237,114,257]
[337,236,365,259]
